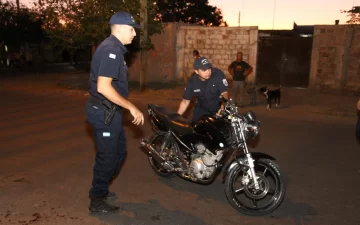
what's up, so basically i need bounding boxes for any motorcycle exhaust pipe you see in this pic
[140,139,174,171]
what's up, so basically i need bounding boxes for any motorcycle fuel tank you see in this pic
[180,115,230,154]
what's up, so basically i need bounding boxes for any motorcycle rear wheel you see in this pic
[148,133,176,177]
[224,158,286,216]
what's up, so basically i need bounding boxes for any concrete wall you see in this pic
[175,25,258,84]
[309,25,360,93]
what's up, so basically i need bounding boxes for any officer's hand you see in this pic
[129,105,144,125]
[216,108,224,118]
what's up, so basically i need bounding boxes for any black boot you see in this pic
[89,197,120,214]
[106,191,117,199]
[88,191,117,200]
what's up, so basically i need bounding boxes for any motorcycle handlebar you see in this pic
[219,95,228,103]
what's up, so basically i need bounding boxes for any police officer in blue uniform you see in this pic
[177,57,229,122]
[86,11,144,214]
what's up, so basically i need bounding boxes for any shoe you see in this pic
[89,197,120,214]
[106,191,117,199]
[88,191,117,199]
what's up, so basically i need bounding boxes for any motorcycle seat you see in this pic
[149,104,193,134]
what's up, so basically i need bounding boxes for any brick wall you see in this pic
[127,23,178,82]
[127,23,258,85]
[175,25,258,84]
[309,25,360,93]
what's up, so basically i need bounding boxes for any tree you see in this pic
[155,0,226,26]
[34,0,163,52]
[341,6,360,24]
[0,1,45,46]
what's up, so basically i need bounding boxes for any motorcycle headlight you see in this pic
[244,120,260,140]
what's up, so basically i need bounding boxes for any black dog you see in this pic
[258,86,281,110]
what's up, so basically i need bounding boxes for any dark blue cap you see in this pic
[194,57,212,70]
[109,11,140,28]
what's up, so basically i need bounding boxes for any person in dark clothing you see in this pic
[86,11,144,214]
[228,51,253,107]
[177,57,229,122]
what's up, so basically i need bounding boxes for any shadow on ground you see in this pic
[91,199,207,225]
[155,170,317,223]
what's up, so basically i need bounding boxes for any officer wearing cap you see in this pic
[86,11,144,214]
[177,57,229,122]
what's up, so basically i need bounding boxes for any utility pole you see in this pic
[238,11,240,26]
[16,0,20,13]
[272,0,276,30]
[140,0,148,92]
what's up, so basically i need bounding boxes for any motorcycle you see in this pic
[140,96,286,216]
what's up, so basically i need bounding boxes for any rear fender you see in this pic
[222,152,276,183]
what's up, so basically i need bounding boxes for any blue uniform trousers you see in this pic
[85,100,127,198]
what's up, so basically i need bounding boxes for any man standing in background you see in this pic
[228,51,253,107]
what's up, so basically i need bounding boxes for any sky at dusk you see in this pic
[209,0,358,29]
[17,0,359,30]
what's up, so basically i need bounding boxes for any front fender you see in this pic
[222,152,276,183]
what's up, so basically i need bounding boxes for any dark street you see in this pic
[0,74,359,225]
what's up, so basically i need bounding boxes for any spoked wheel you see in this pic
[148,134,176,177]
[224,158,286,216]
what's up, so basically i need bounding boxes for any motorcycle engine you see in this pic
[190,143,223,180]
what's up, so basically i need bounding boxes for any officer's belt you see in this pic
[88,95,120,110]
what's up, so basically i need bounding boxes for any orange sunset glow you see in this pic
[210,0,358,29]
[17,0,359,29]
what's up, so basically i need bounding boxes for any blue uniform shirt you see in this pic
[89,35,129,100]
[183,68,228,113]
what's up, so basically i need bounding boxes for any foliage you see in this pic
[155,0,227,26]
[341,6,360,24]
[0,1,45,46]
[34,0,163,51]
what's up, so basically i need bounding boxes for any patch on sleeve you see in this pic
[222,79,228,86]
[109,53,116,59]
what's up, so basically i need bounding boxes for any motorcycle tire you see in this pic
[148,133,176,178]
[224,158,286,216]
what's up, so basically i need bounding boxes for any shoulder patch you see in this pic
[222,79,228,86]
[109,53,116,59]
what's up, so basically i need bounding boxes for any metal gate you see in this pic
[256,36,313,88]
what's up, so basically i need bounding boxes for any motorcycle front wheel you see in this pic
[224,158,286,216]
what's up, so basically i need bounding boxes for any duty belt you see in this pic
[88,95,120,110]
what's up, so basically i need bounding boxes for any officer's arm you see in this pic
[96,48,139,112]
[97,76,137,111]
[177,81,193,115]
[357,98,360,111]
[177,99,191,115]
[217,71,229,111]
[219,91,229,111]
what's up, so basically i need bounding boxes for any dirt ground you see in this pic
[0,71,359,225]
